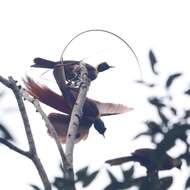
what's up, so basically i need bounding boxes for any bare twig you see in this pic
[0,137,31,158]
[8,77,37,152]
[0,75,51,190]
[52,63,78,189]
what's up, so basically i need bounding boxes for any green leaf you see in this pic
[184,110,190,119]
[146,121,163,133]
[157,123,190,152]
[148,97,165,108]
[104,183,122,190]
[165,73,182,89]
[30,185,42,190]
[53,177,74,190]
[170,107,177,115]
[82,170,99,187]
[134,121,163,140]
[135,80,155,88]
[107,169,118,183]
[76,167,99,187]
[121,166,134,180]
[157,109,169,126]
[185,88,190,95]
[149,50,159,75]
[185,176,190,188]
[134,132,150,139]
[0,123,14,141]
[76,166,88,182]
[159,176,173,189]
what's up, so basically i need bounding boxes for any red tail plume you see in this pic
[24,77,132,118]
[94,100,133,116]
[23,77,71,114]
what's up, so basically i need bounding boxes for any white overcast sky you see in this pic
[0,0,190,190]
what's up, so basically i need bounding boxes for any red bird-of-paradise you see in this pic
[24,77,132,143]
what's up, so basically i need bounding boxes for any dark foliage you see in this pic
[30,185,42,190]
[104,167,134,190]
[149,50,159,75]
[135,80,155,88]
[32,50,190,190]
[165,73,182,89]
[41,166,100,190]
[148,97,165,108]
[2,50,188,190]
[184,88,190,95]
[104,50,189,189]
[185,177,190,188]
[104,167,173,190]
[76,167,99,188]
[0,123,14,141]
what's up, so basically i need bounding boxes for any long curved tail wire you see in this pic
[60,29,143,80]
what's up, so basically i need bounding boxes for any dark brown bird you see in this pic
[31,57,114,81]
[24,77,131,143]
[105,148,182,172]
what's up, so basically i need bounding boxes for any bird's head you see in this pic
[93,118,107,136]
[97,62,114,73]
[173,158,182,169]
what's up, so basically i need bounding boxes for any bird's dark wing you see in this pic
[23,77,71,114]
[31,57,80,70]
[31,58,59,68]
[48,113,92,143]
[24,77,100,118]
[132,148,156,163]
[93,100,133,116]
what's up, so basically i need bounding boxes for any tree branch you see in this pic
[53,61,91,189]
[9,77,38,153]
[20,88,70,172]
[0,137,31,158]
[0,75,51,190]
[65,62,91,165]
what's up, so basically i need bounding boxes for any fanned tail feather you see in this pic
[31,58,58,68]
[94,100,133,116]
[23,77,71,114]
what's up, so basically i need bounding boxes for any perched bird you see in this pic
[31,57,114,81]
[105,148,182,172]
[24,77,131,143]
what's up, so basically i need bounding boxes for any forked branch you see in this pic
[0,75,51,190]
